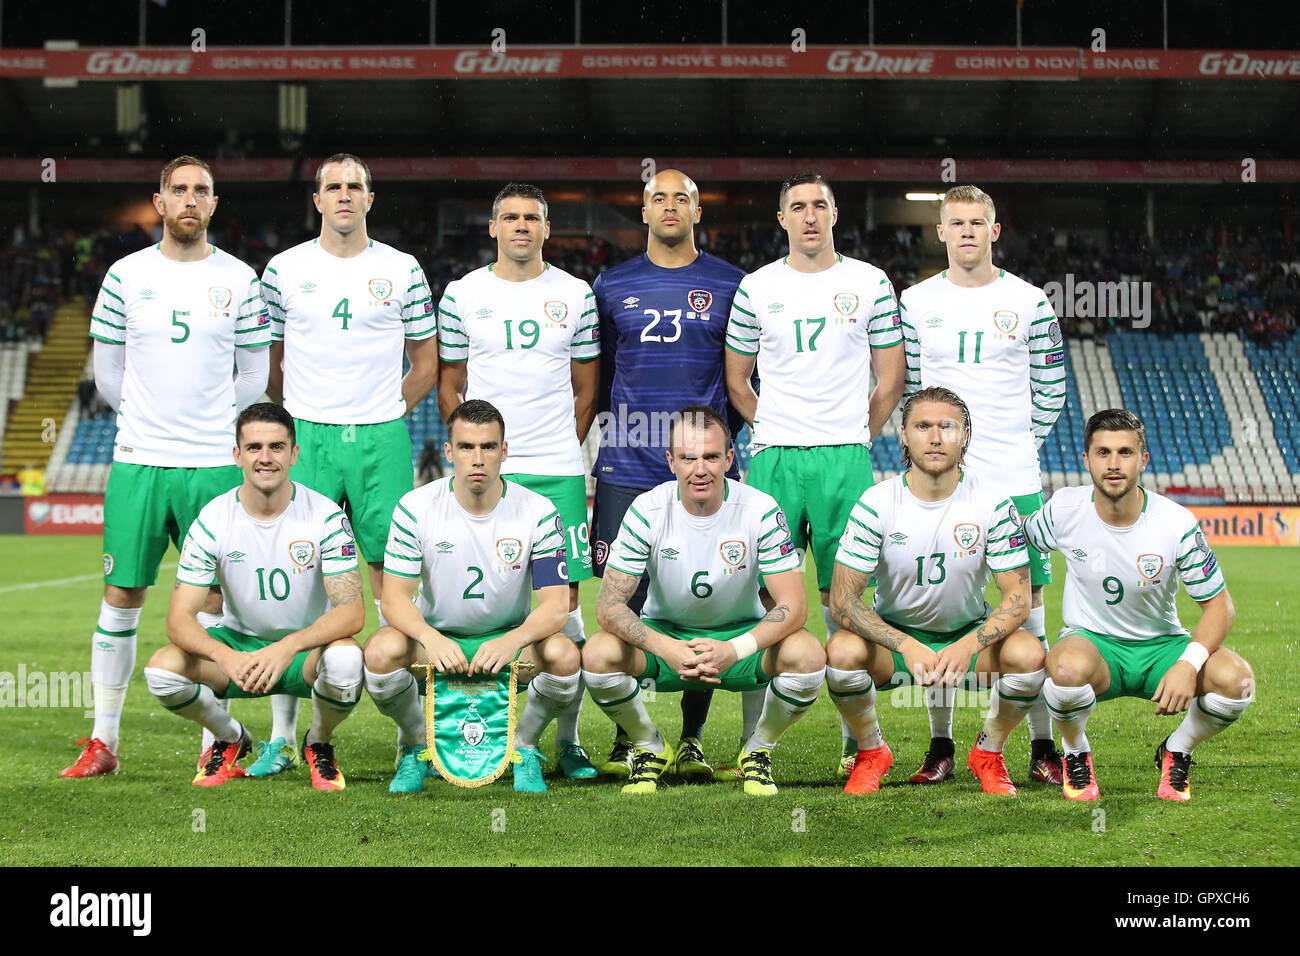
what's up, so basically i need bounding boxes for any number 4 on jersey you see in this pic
[333,297,352,330]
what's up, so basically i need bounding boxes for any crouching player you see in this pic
[146,403,365,789]
[1023,409,1254,801]
[582,405,825,796]
[828,387,1045,795]
[362,400,579,793]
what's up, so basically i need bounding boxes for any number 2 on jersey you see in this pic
[463,566,486,600]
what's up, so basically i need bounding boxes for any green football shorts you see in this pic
[636,618,771,693]
[1010,491,1052,586]
[102,462,241,587]
[505,472,593,583]
[1059,627,1191,702]
[204,625,314,700]
[881,617,985,685]
[292,417,413,565]
[746,444,874,590]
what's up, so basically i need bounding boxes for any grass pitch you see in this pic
[1,537,1296,866]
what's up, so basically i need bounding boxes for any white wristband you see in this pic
[730,632,758,661]
[1177,642,1210,673]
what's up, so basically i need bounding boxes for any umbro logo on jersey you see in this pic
[228,551,246,562]
[660,548,680,559]
[1071,548,1088,560]
[140,289,156,299]
[476,308,493,316]
[436,541,455,553]
[926,316,944,328]
[768,302,785,311]
[889,532,908,544]
[622,296,640,308]
[299,282,317,292]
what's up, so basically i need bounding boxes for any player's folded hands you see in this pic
[685,637,737,676]
[902,640,941,685]
[665,642,720,684]
[930,642,971,687]
[240,642,295,695]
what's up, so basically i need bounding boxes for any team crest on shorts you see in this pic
[993,310,1019,334]
[496,538,523,565]
[720,539,747,572]
[102,553,113,575]
[834,292,859,316]
[594,540,608,566]
[368,278,393,301]
[289,540,316,567]
[953,523,981,551]
[688,289,713,313]
[543,300,568,324]
[1137,553,1164,580]
[208,286,232,311]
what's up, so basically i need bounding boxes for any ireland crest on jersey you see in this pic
[208,286,232,311]
[495,537,523,566]
[420,661,527,788]
[688,289,713,313]
[993,310,1019,334]
[368,278,393,301]
[288,540,316,567]
[834,292,859,316]
[953,523,981,551]
[544,300,568,325]
[1137,554,1164,580]
[720,539,747,573]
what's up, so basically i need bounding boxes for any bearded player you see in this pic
[899,185,1066,785]
[1023,409,1254,801]
[65,156,270,778]
[828,387,1045,795]
[583,406,826,796]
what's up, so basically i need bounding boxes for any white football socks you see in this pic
[825,667,883,750]
[1043,678,1096,755]
[746,669,824,752]
[517,671,581,750]
[977,668,1045,753]
[90,601,141,752]
[926,682,956,740]
[554,609,588,746]
[583,670,663,753]
[145,667,242,742]
[740,688,765,747]
[1023,605,1054,742]
[1166,692,1251,754]
[270,695,301,743]
[364,666,426,748]
[308,645,363,746]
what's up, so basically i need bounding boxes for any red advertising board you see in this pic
[2,46,1299,81]
[24,495,105,535]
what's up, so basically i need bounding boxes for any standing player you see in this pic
[261,154,438,773]
[583,406,825,796]
[828,387,1046,795]
[144,403,365,789]
[590,168,747,780]
[899,185,1067,786]
[1023,409,1253,801]
[437,184,600,779]
[362,400,581,794]
[724,172,907,774]
[65,155,270,777]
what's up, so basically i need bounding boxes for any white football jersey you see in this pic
[607,479,800,629]
[900,269,1066,495]
[176,483,357,640]
[438,264,599,476]
[835,471,1029,632]
[725,255,903,448]
[262,239,436,425]
[1022,486,1226,640]
[383,477,566,635]
[90,245,270,467]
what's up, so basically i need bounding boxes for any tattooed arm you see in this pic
[595,568,672,655]
[829,562,913,651]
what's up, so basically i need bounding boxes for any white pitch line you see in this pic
[0,561,177,596]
